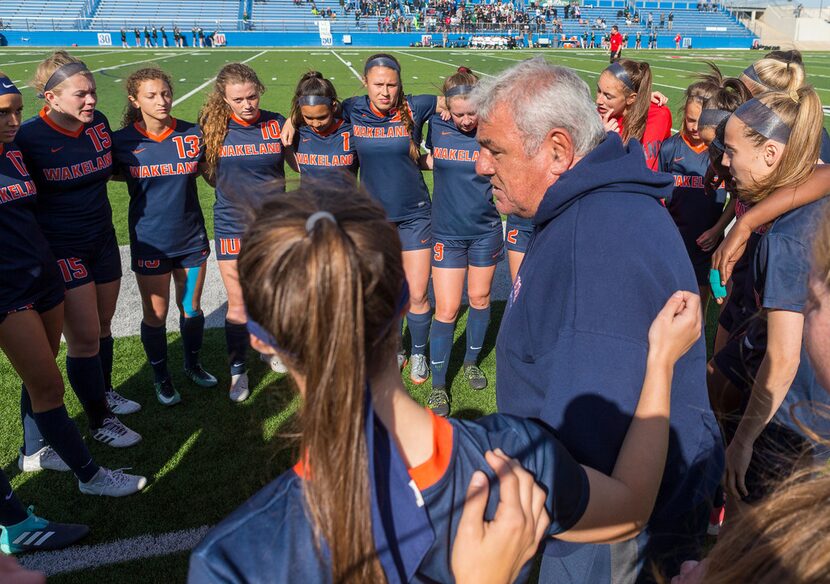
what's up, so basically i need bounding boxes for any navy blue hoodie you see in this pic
[496,133,723,569]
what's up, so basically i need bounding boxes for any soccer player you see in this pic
[112,67,216,406]
[289,71,357,185]
[0,74,146,498]
[595,59,672,170]
[421,67,502,416]
[609,25,623,62]
[16,51,141,451]
[189,186,704,583]
[717,88,829,514]
[659,71,733,312]
[199,63,289,402]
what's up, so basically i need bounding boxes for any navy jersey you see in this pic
[295,120,358,186]
[0,142,57,309]
[659,133,727,275]
[425,115,500,239]
[214,110,286,238]
[112,119,207,258]
[190,412,589,584]
[15,108,114,246]
[342,94,436,221]
[745,196,830,438]
[820,128,830,164]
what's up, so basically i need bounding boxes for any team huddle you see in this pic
[1,47,830,584]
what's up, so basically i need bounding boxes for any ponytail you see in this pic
[290,70,339,131]
[238,186,403,583]
[616,59,653,143]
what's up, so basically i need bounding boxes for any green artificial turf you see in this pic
[0,46,826,580]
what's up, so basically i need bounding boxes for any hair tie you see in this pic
[298,95,333,107]
[457,66,472,74]
[39,61,90,98]
[445,84,475,99]
[306,211,337,233]
[788,89,800,104]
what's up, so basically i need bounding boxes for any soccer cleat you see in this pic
[427,387,450,418]
[409,354,430,385]
[464,364,488,391]
[91,417,142,448]
[106,389,141,415]
[397,350,408,371]
[184,364,218,388]
[0,507,89,554]
[260,352,287,374]
[18,446,70,473]
[229,372,250,403]
[155,378,181,406]
[78,467,147,497]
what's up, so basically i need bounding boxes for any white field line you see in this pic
[330,49,363,81]
[15,51,187,90]
[0,49,123,67]
[172,49,267,107]
[18,525,211,576]
[404,52,493,77]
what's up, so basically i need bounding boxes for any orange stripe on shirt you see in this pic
[408,408,454,491]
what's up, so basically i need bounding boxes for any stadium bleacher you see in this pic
[0,0,753,43]
[90,0,240,31]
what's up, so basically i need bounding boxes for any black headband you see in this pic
[364,57,400,74]
[40,61,90,98]
[741,64,770,89]
[734,98,791,144]
[605,62,635,91]
[698,108,731,128]
[298,95,333,107]
[444,84,475,99]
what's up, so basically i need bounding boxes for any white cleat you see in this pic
[79,467,147,497]
[92,417,142,448]
[229,372,251,403]
[18,446,70,473]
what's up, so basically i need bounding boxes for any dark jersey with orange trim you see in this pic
[342,94,436,221]
[214,110,286,238]
[112,119,207,258]
[659,133,727,278]
[425,115,500,239]
[190,412,589,584]
[16,108,114,246]
[296,120,358,185]
[0,142,58,310]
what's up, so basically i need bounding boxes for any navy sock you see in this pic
[20,385,45,456]
[407,310,432,356]
[32,406,98,483]
[99,335,114,390]
[464,306,491,365]
[0,470,27,526]
[65,356,110,429]
[429,319,455,388]
[225,320,248,375]
[180,312,205,370]
[141,321,170,383]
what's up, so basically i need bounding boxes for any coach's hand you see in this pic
[452,449,550,584]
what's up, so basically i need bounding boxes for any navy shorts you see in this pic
[504,220,534,254]
[395,214,432,252]
[131,247,209,275]
[215,236,242,261]
[712,333,763,393]
[51,229,122,290]
[432,230,504,269]
[0,264,64,325]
